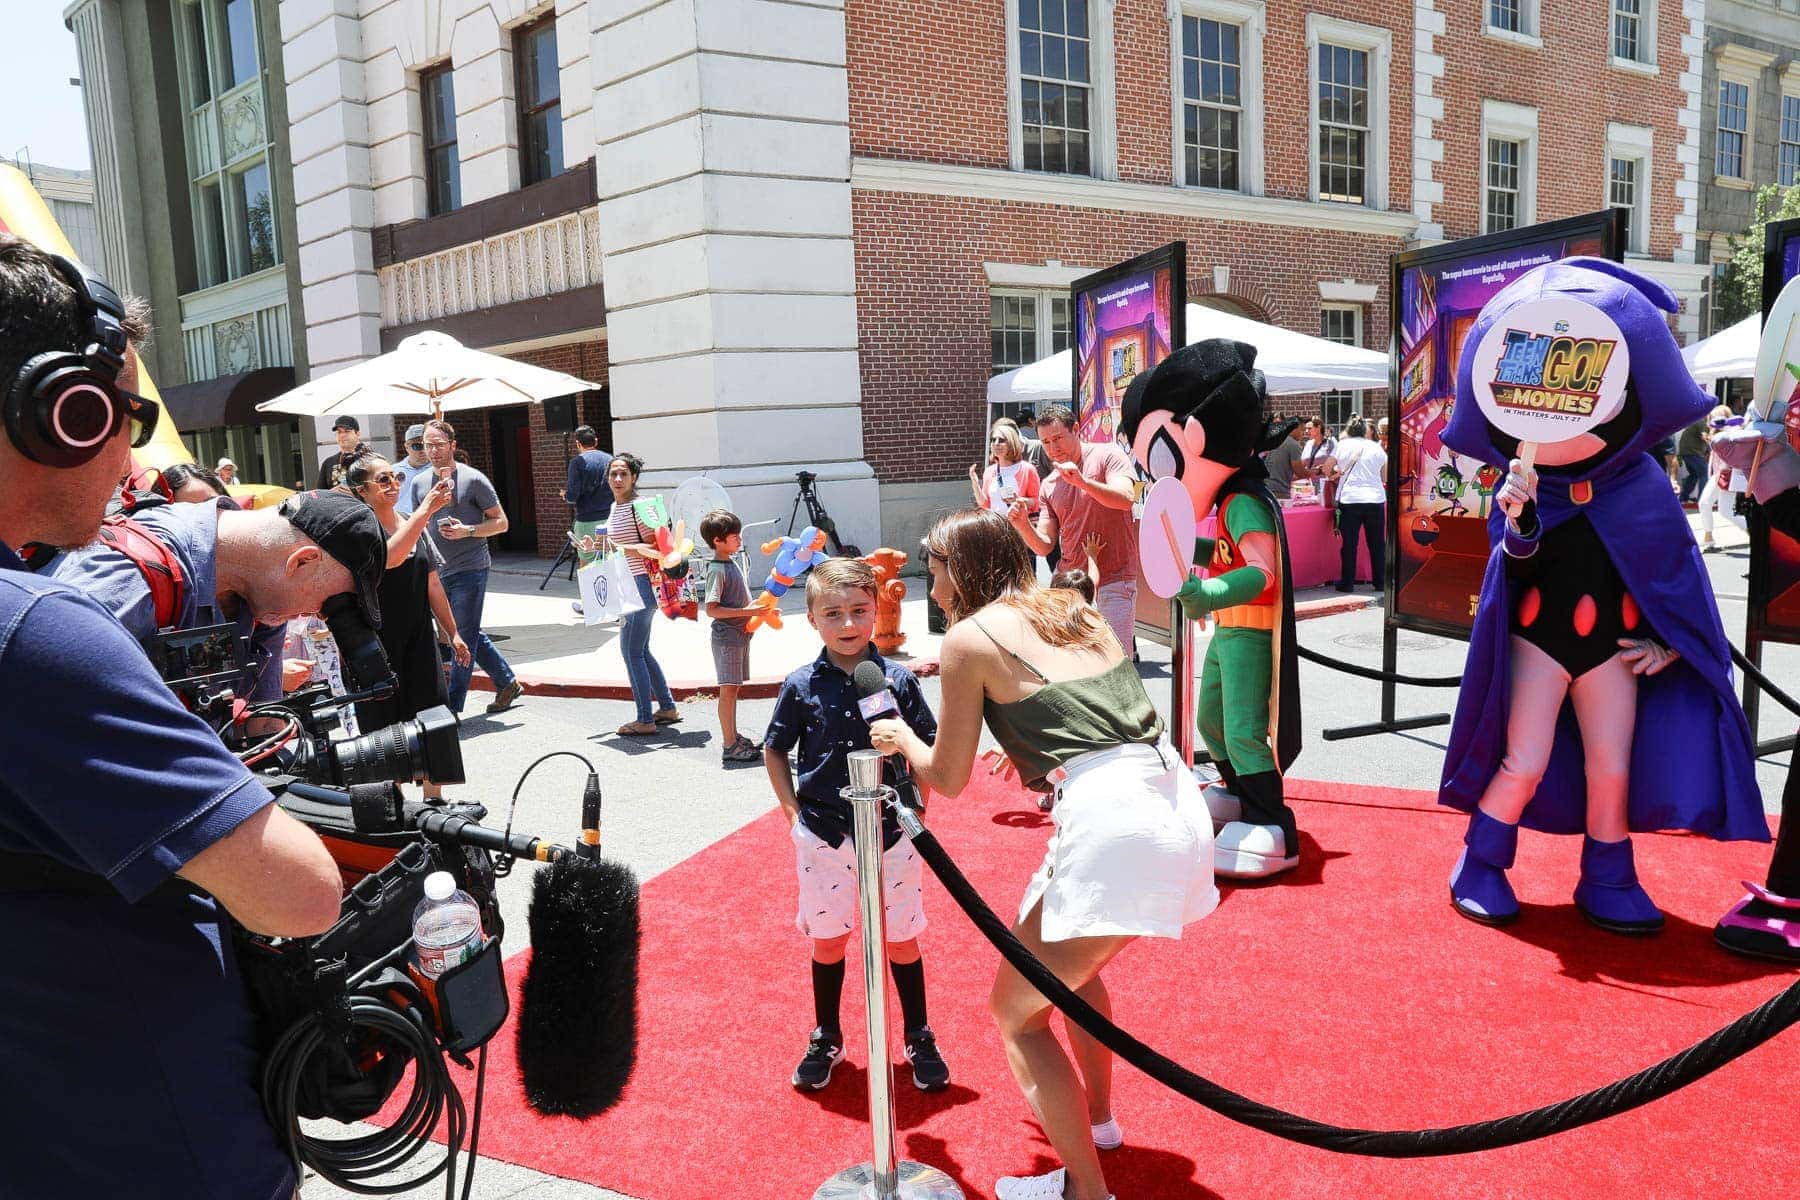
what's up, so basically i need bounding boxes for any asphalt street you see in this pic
[301,538,1796,1199]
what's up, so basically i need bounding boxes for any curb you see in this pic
[471,593,1378,702]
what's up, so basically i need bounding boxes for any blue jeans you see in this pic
[1679,453,1707,503]
[622,573,674,723]
[440,568,515,712]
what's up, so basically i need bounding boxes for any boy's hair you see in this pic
[1048,566,1097,603]
[805,556,877,607]
[699,507,741,548]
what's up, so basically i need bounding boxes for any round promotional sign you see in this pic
[1139,476,1197,600]
[1467,297,1631,446]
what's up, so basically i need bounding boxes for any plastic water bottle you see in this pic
[412,871,484,979]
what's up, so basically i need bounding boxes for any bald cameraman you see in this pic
[0,235,341,1200]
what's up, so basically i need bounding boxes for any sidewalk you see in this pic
[471,552,1378,700]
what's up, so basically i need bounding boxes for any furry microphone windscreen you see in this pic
[516,853,641,1117]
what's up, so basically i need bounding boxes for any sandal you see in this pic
[617,720,659,736]
[653,707,682,725]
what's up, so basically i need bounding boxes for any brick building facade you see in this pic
[279,0,1705,560]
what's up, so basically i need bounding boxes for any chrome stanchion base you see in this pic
[813,1160,964,1200]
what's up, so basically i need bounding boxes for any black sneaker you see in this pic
[792,1028,844,1090]
[904,1026,950,1092]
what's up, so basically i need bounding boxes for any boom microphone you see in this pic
[516,769,641,1117]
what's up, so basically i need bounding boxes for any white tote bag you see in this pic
[578,551,644,625]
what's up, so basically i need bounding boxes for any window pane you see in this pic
[197,181,226,288]
[1021,31,1041,76]
[1042,0,1063,34]
[1067,0,1086,34]
[223,0,258,90]
[1183,15,1197,58]
[235,161,277,273]
[185,3,212,104]
[1044,33,1065,79]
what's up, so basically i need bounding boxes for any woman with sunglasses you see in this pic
[970,418,1043,516]
[868,508,1216,1200]
[345,455,469,798]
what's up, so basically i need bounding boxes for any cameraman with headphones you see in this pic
[0,235,342,1199]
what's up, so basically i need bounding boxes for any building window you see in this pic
[990,290,1071,425]
[1486,138,1522,233]
[1018,0,1093,174]
[1316,43,1369,204]
[174,0,281,289]
[1611,0,1640,62]
[1180,17,1242,189]
[1782,95,1800,187]
[421,65,461,215]
[515,16,563,186]
[1485,0,1538,39]
[1718,79,1749,180]
[1319,305,1362,429]
[1608,157,1639,249]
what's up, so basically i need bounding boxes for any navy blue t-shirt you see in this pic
[0,541,296,1200]
[763,647,937,848]
[565,448,614,522]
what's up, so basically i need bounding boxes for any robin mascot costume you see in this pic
[1121,339,1304,879]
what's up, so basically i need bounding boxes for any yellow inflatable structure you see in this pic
[0,164,292,508]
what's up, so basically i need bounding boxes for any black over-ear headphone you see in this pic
[4,254,132,468]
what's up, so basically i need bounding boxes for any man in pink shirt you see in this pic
[1008,405,1141,654]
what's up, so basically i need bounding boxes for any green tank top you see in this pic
[974,619,1165,790]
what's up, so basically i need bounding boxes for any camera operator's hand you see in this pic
[282,658,315,692]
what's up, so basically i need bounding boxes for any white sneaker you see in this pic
[995,1168,1066,1200]
[1201,783,1242,827]
[1214,821,1299,879]
[1091,1117,1123,1150]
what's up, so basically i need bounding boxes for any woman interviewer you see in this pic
[867,508,1217,1200]
[346,455,470,798]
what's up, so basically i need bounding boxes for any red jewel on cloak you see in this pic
[1518,586,1541,628]
[1573,594,1597,638]
[1621,592,1641,632]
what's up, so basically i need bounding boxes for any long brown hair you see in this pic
[924,509,1112,650]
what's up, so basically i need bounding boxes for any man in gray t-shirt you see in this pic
[1263,424,1307,500]
[403,419,521,714]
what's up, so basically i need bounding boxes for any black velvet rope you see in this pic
[1732,645,1800,720]
[907,823,1800,1156]
[1294,643,1464,688]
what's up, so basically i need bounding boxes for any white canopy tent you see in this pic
[986,301,1392,408]
[257,331,596,418]
[1681,313,1757,385]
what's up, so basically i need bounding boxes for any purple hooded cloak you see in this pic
[1437,258,1767,841]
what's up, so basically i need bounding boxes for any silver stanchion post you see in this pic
[814,750,962,1200]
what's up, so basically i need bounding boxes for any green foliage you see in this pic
[1716,185,1800,327]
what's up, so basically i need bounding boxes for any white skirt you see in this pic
[1018,739,1220,942]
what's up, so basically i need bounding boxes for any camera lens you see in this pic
[293,705,465,786]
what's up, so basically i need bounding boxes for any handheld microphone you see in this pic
[852,660,900,722]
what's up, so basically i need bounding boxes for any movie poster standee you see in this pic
[1068,245,1195,753]
[1741,217,1800,751]
[1325,212,1626,742]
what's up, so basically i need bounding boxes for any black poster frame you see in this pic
[1069,241,1188,438]
[1324,209,1625,740]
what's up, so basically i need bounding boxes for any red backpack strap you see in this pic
[95,514,187,630]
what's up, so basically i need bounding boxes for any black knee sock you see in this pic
[889,958,928,1033]
[812,958,845,1038]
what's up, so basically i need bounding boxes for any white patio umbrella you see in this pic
[256,331,596,418]
[1681,313,1757,385]
[986,301,1392,407]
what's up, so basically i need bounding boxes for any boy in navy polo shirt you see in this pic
[763,557,950,1093]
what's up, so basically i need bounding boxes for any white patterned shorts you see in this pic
[791,818,928,942]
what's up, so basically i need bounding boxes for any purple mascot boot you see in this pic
[1573,836,1663,935]
[1449,810,1520,925]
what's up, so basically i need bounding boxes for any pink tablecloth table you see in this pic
[1194,501,1373,592]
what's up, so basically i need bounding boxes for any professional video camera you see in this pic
[148,591,639,1199]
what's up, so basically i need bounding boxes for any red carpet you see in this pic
[443,777,1796,1199]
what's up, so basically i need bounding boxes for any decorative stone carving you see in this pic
[379,210,603,328]
[214,316,259,373]
[221,90,263,163]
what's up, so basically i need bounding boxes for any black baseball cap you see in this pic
[332,415,361,432]
[278,489,386,628]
